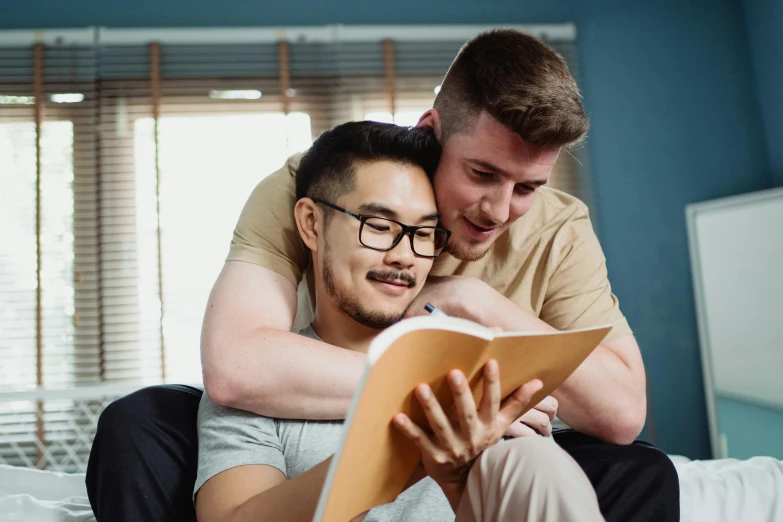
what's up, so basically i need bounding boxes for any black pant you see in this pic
[86,385,679,521]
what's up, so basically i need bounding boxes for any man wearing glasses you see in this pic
[87,29,679,522]
[313,200,451,259]
[194,120,605,522]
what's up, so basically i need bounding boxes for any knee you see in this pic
[623,443,679,491]
[88,388,162,484]
[504,435,569,462]
[503,434,557,455]
[95,385,185,442]
[482,436,570,479]
[97,387,156,435]
[474,436,595,499]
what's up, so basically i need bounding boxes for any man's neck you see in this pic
[310,305,381,353]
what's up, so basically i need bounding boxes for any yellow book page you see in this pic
[322,328,489,522]
[486,326,612,420]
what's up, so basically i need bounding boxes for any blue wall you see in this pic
[743,0,783,187]
[1,0,774,458]
[717,396,783,460]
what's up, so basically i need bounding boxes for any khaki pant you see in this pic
[456,436,605,522]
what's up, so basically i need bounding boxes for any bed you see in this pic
[0,464,94,522]
[2,457,781,522]
[672,455,783,522]
[1,385,780,522]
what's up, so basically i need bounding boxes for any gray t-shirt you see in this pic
[195,325,454,522]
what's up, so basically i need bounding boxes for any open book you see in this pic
[312,316,612,522]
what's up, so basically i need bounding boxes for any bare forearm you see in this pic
[552,344,645,443]
[202,329,364,419]
[231,459,331,522]
[454,284,645,443]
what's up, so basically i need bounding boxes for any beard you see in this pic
[443,213,498,261]
[322,251,413,330]
[445,239,493,262]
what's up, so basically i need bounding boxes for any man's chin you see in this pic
[446,240,492,262]
[350,309,407,330]
[343,295,415,330]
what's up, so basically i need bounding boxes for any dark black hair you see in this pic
[295,121,441,204]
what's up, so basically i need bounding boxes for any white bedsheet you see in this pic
[672,455,783,522]
[1,457,781,522]
[0,465,94,522]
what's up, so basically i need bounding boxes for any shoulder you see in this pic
[505,186,592,247]
[531,186,589,221]
[236,153,303,215]
[229,152,312,281]
[257,152,303,192]
[285,152,304,178]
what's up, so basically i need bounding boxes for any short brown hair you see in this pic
[434,29,589,148]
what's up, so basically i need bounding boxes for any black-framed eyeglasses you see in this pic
[314,199,451,258]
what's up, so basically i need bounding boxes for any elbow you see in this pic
[202,362,242,408]
[575,393,646,445]
[201,350,282,414]
[200,342,253,409]
[203,363,277,411]
[601,399,647,445]
[603,420,645,446]
[200,328,257,409]
[200,330,287,415]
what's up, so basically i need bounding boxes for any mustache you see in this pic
[366,269,417,288]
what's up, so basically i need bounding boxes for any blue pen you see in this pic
[424,302,448,317]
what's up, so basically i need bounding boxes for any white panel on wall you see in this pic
[688,187,783,411]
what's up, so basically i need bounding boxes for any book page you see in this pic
[318,326,489,522]
[486,325,612,420]
[315,319,611,522]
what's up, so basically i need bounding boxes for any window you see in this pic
[0,25,587,470]
[0,121,74,388]
[134,112,312,383]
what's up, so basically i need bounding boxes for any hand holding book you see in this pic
[423,303,558,438]
[392,359,544,511]
[312,316,611,522]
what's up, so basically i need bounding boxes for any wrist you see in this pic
[438,480,467,513]
[450,278,493,324]
[437,277,482,321]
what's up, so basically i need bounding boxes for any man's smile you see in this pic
[367,270,416,296]
[463,217,498,240]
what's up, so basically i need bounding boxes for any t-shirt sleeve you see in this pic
[539,209,633,344]
[194,394,287,499]
[226,155,309,287]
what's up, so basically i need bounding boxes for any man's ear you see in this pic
[294,198,321,252]
[416,109,442,141]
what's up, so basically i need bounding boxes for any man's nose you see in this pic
[383,233,416,267]
[479,187,512,225]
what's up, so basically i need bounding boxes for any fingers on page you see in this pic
[448,370,480,436]
[416,384,458,446]
[477,360,501,425]
[393,413,439,455]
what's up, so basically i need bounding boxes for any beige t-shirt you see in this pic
[228,155,633,343]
